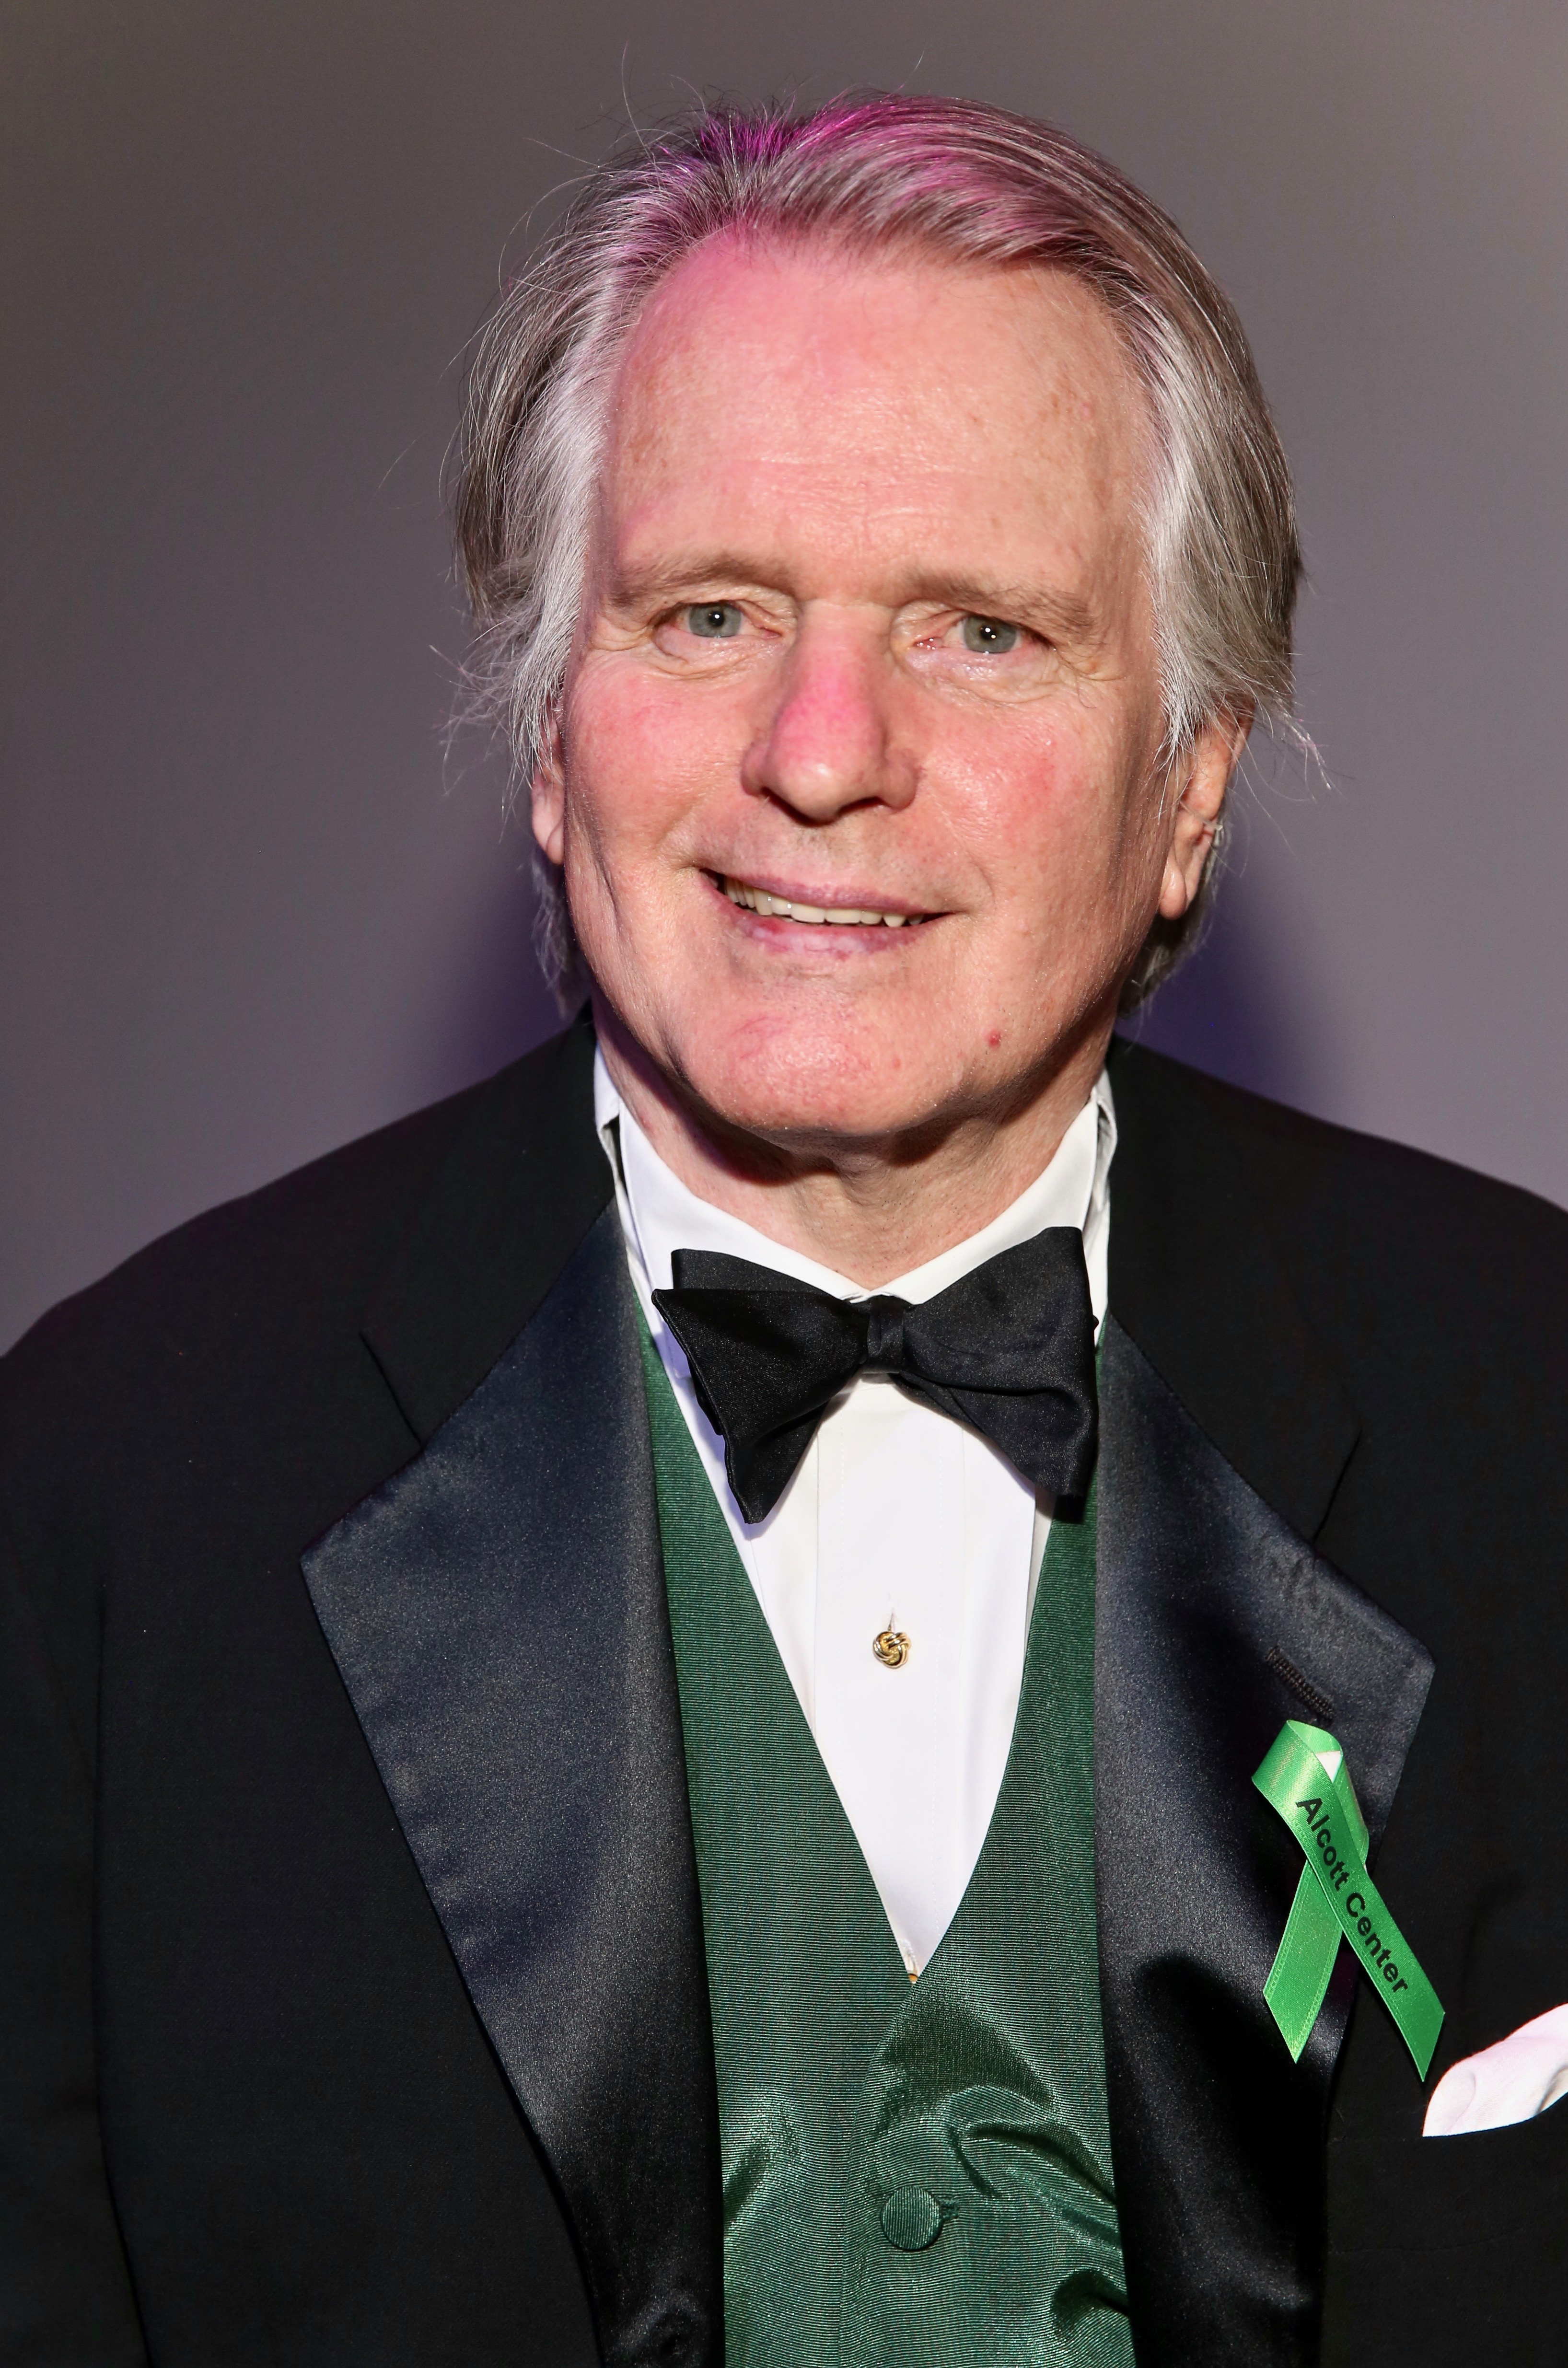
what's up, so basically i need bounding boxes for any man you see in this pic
[3,93,1566,2368]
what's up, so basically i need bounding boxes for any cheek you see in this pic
[937,710,1164,986]
[943,719,1126,898]
[563,665,740,859]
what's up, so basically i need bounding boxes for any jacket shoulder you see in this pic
[3,1078,471,1417]
[0,1021,605,1758]
[1110,1035,1568,1540]
[0,1016,603,1464]
[1107,1040,1568,1639]
[1110,1039,1568,1311]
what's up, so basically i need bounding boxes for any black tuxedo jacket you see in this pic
[3,1015,1567,2367]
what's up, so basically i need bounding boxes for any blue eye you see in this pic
[960,614,1021,654]
[686,602,744,639]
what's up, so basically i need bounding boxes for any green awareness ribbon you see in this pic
[1252,1721,1443,2078]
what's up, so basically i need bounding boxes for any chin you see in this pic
[672,1008,971,1150]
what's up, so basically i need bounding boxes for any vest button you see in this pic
[880,2186,943,2251]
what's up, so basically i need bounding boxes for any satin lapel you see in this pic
[304,1207,721,2368]
[1095,1317,1432,2368]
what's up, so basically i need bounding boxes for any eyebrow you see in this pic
[602,553,775,610]
[602,552,1102,645]
[900,569,1101,646]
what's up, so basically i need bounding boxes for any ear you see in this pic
[530,709,567,869]
[1156,708,1250,922]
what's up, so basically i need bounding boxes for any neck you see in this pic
[594,999,1112,1289]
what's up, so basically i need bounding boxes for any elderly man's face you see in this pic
[536,237,1225,1159]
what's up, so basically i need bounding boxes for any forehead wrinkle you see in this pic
[611,259,1136,498]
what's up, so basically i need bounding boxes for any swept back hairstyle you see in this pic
[453,93,1301,1006]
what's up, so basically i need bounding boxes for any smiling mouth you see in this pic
[718,876,928,928]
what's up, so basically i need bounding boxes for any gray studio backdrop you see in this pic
[3,0,1565,1351]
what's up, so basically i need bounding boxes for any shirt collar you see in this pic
[593,1047,1115,1325]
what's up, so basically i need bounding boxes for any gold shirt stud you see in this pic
[872,1624,911,1669]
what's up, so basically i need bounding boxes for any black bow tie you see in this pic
[651,1231,1098,1523]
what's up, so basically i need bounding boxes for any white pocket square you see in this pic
[1421,2001,1568,2136]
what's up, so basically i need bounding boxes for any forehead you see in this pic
[598,233,1151,599]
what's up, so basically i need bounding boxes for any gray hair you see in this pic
[453,93,1301,1008]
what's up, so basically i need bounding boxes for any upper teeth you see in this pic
[722,878,914,927]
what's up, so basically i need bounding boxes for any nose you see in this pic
[741,609,916,821]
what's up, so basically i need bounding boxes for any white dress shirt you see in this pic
[595,1050,1115,1976]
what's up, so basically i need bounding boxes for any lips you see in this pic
[719,876,925,928]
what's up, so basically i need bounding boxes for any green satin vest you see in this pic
[639,1329,1134,2367]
